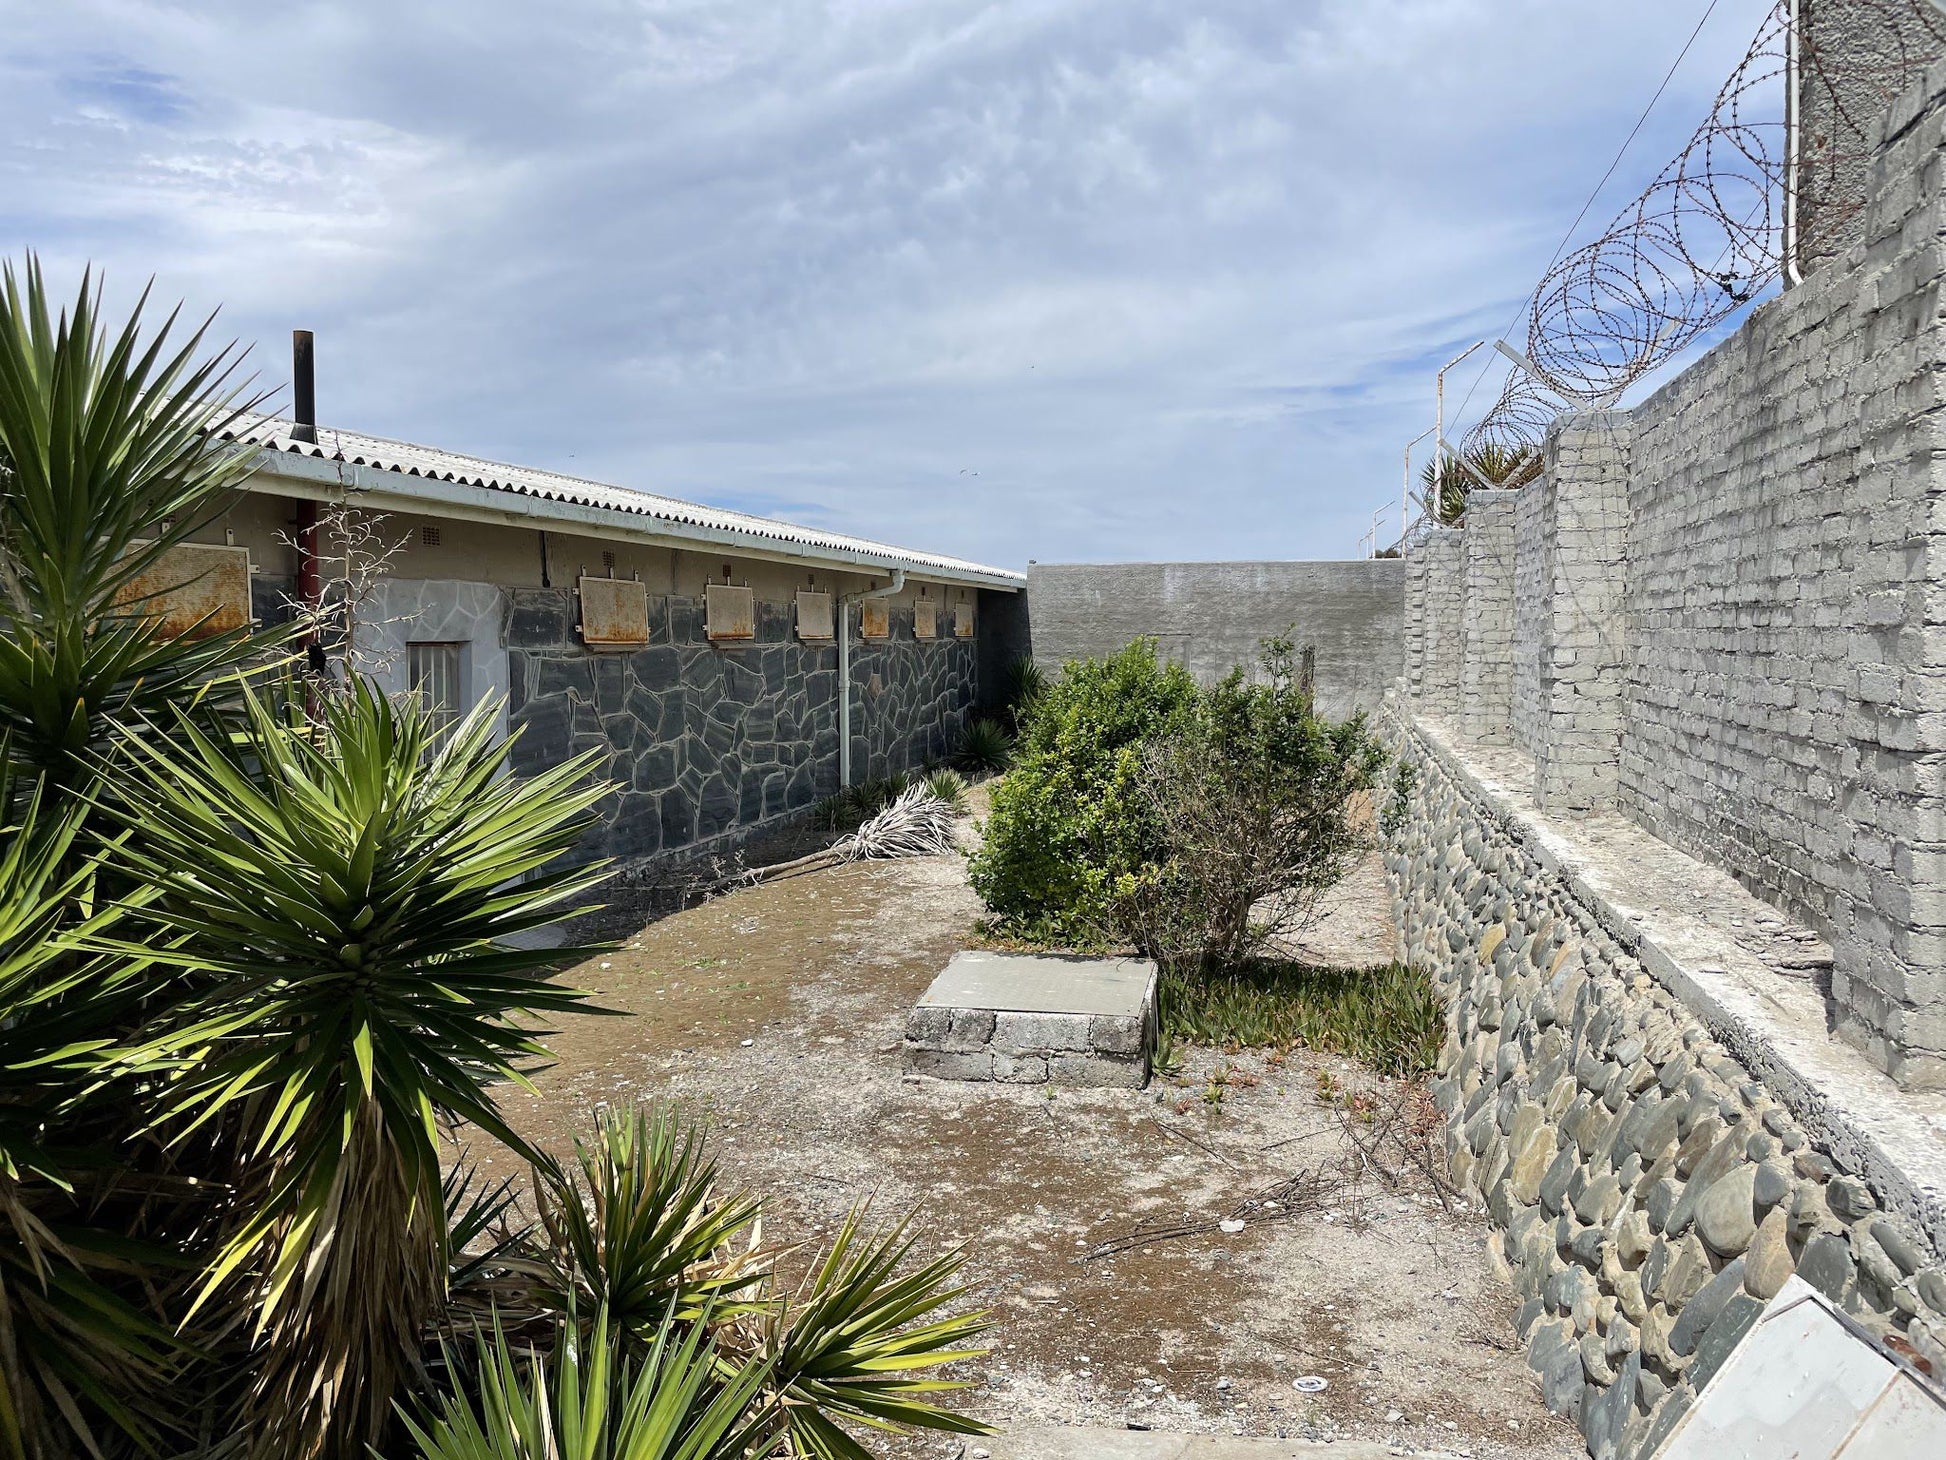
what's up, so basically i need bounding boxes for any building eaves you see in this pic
[221,415,1026,590]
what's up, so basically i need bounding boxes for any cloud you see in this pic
[0,0,1778,567]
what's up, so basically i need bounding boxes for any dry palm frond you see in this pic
[840,783,957,862]
[749,785,958,884]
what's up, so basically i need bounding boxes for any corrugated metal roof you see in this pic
[222,414,1025,587]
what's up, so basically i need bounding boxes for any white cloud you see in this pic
[0,0,1779,566]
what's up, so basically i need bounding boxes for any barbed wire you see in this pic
[1461,0,1946,460]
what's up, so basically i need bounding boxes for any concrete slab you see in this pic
[980,1429,1445,1458]
[917,950,1156,1017]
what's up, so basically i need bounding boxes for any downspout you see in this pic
[837,569,905,789]
[291,331,323,669]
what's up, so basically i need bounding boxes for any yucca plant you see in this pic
[1416,443,1539,527]
[402,1305,778,1460]
[1000,655,1046,735]
[0,256,294,791]
[92,681,612,1460]
[492,1105,989,1460]
[954,719,1012,776]
[922,769,969,815]
[530,1108,768,1348]
[761,1212,990,1460]
[0,751,184,1460]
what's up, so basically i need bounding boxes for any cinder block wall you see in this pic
[1023,560,1404,721]
[1620,60,1946,1088]
[1401,58,1946,1088]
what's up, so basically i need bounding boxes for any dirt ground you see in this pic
[463,816,1585,1460]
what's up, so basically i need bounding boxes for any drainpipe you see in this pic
[837,568,905,789]
[291,331,322,660]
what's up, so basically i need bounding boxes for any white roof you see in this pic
[222,414,1024,589]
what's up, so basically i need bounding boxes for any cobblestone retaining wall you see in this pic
[1386,712,1946,1460]
[504,588,975,862]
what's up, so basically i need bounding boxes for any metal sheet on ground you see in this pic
[1655,1277,1946,1459]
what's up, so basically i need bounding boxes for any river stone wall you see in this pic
[1386,712,1946,1460]
[504,588,976,862]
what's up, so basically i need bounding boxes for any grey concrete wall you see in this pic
[1794,0,1946,276]
[1398,59,1946,1088]
[1512,478,1547,756]
[1460,491,1518,745]
[1024,560,1403,722]
[1618,63,1946,1087]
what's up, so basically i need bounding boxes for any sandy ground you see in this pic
[463,817,1583,1460]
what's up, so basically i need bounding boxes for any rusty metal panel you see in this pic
[113,542,252,640]
[859,599,890,639]
[913,599,937,639]
[578,576,650,648]
[795,589,833,641]
[953,602,975,638]
[704,583,755,641]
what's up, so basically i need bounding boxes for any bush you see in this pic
[968,640,1199,942]
[1118,636,1388,975]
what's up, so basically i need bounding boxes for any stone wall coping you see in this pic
[1405,708,1946,1251]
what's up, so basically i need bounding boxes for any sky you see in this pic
[0,0,1777,570]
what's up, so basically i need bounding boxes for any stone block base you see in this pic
[902,951,1157,1089]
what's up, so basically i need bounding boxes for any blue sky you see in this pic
[1,0,1773,568]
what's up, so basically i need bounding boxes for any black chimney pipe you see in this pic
[292,330,321,644]
[291,329,317,444]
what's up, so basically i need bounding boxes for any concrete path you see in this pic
[979,1428,1469,1458]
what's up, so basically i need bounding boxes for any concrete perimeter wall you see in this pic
[1024,560,1403,722]
[1387,53,1946,1460]
[1406,57,1946,1090]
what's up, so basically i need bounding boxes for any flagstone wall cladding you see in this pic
[1387,713,1946,1460]
[501,588,975,862]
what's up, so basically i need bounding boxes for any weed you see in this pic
[1159,960,1442,1076]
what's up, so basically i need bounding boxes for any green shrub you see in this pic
[1118,636,1389,975]
[968,640,1198,942]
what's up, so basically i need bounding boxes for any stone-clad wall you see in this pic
[503,588,975,862]
[1386,713,1946,1460]
[1617,64,1946,1085]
